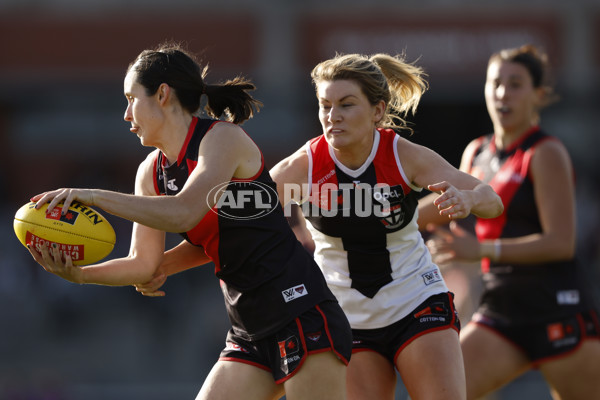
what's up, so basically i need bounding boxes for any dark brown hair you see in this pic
[489,44,559,108]
[127,42,262,124]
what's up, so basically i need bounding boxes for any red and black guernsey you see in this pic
[468,127,592,321]
[154,117,336,340]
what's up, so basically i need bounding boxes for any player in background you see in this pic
[419,44,600,399]
[26,42,352,400]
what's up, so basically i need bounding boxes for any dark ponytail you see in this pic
[128,41,262,124]
[203,76,263,124]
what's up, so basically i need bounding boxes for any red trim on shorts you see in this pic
[308,348,332,355]
[531,311,600,368]
[469,319,529,354]
[351,348,379,356]
[391,293,459,367]
[317,304,349,365]
[218,356,272,373]
[530,314,586,368]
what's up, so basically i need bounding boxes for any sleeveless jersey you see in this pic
[154,117,336,340]
[467,126,592,321]
[301,128,448,329]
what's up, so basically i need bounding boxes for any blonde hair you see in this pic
[311,53,428,132]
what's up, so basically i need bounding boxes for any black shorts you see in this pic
[352,292,460,367]
[219,300,352,384]
[471,308,600,365]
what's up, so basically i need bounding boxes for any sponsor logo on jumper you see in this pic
[167,179,178,191]
[316,169,336,185]
[207,181,279,220]
[282,284,308,303]
[422,269,442,286]
[26,232,84,261]
[557,290,580,305]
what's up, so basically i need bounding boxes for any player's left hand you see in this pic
[134,273,167,297]
[31,188,95,215]
[428,181,474,220]
[27,241,83,283]
[425,221,481,263]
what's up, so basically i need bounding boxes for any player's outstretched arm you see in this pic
[134,240,212,297]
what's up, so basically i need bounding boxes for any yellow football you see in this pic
[14,201,116,266]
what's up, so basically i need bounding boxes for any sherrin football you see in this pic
[14,201,116,266]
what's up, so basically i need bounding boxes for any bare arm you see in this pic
[424,139,576,265]
[31,123,257,233]
[270,146,310,207]
[28,154,167,285]
[400,138,502,224]
[269,146,315,252]
[417,138,486,229]
[492,139,576,263]
[134,239,213,297]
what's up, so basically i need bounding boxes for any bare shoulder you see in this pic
[459,137,486,171]
[531,137,573,177]
[270,145,310,204]
[135,149,161,195]
[395,136,439,172]
[533,137,572,168]
[271,146,309,185]
[204,121,250,145]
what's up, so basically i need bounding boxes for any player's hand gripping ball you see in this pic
[14,201,116,266]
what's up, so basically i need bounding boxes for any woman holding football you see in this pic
[420,44,600,399]
[141,52,504,399]
[26,42,352,400]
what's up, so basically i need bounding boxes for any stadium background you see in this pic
[0,0,598,398]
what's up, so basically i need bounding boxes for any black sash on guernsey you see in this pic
[305,161,417,299]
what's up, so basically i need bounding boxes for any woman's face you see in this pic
[123,70,164,147]
[316,79,384,151]
[485,59,542,135]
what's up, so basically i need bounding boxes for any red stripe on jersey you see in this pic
[475,147,533,242]
[176,117,198,166]
[152,155,161,195]
[187,208,221,270]
[307,136,339,210]
[186,158,198,171]
[475,127,551,272]
[373,129,412,195]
